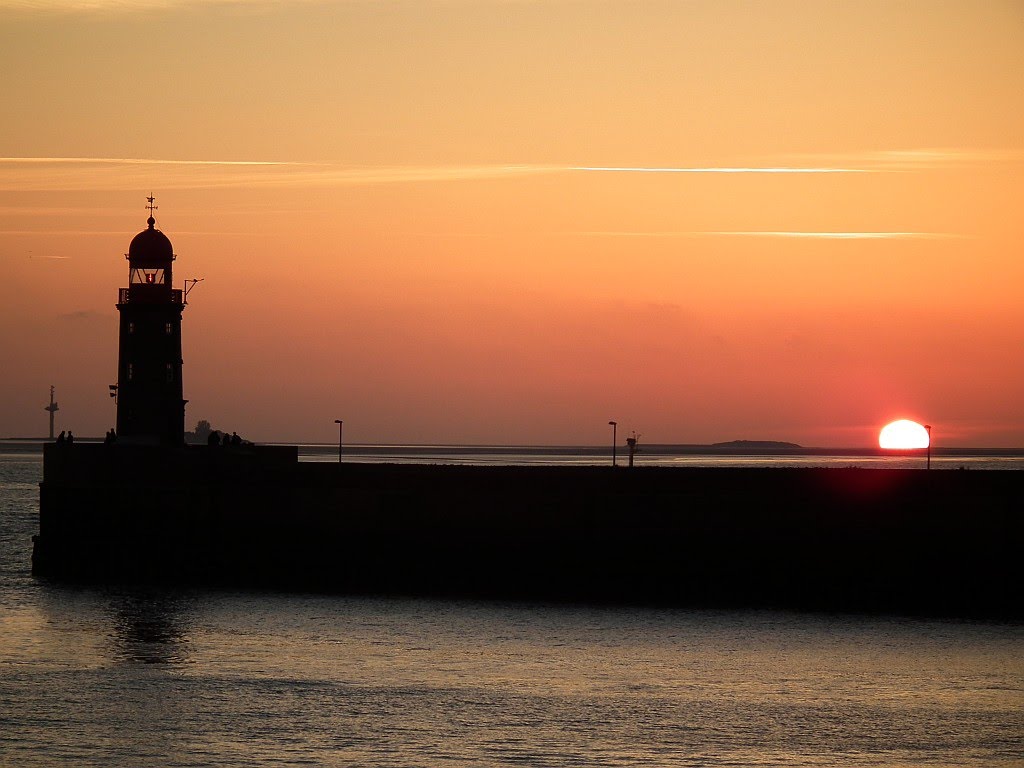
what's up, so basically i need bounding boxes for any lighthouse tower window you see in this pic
[166,363,174,382]
[165,322,173,336]
[130,268,166,285]
[127,363,134,381]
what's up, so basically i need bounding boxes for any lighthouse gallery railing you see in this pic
[118,288,183,304]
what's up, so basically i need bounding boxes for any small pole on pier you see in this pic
[924,424,932,470]
[626,433,640,468]
[608,421,617,467]
[335,419,343,462]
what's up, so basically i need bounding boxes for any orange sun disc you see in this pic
[879,420,930,450]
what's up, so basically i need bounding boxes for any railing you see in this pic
[118,288,183,304]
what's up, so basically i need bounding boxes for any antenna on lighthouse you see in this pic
[184,278,204,303]
[44,385,59,440]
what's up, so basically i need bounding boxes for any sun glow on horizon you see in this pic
[879,420,930,450]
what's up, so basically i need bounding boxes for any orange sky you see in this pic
[1,0,1023,446]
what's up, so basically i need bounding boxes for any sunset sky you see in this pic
[2,0,1022,447]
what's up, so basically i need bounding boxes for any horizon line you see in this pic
[3,437,1021,453]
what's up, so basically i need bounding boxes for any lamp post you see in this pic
[108,384,117,432]
[608,421,617,467]
[334,419,343,462]
[924,424,932,470]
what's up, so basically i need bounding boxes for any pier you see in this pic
[34,442,1024,618]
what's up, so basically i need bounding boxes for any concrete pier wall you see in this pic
[33,444,1024,618]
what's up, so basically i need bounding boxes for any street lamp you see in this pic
[334,419,343,462]
[608,421,617,467]
[924,424,932,470]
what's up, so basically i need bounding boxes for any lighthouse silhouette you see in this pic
[114,198,187,446]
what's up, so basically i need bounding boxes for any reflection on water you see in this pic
[108,592,193,665]
[3,587,1021,768]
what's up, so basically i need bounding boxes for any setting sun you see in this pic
[879,420,930,450]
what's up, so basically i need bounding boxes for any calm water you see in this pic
[2,450,1022,767]
[292,444,1024,471]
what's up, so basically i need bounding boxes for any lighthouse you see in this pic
[114,199,186,445]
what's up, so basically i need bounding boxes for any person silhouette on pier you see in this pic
[66,432,74,445]
[55,430,66,445]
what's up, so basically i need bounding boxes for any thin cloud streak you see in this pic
[0,206,325,217]
[573,166,875,174]
[0,159,879,193]
[566,231,958,240]
[707,231,960,240]
[6,151,1014,174]
[4,153,988,192]
[3,229,963,242]
[0,157,307,166]
[1,0,331,11]
[0,159,563,191]
[776,148,1024,171]
[1,230,141,236]
[0,230,260,236]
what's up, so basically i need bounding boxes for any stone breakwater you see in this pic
[34,444,1023,618]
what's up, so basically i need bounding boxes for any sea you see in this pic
[1,444,1022,767]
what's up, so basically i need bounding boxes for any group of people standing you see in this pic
[55,429,117,444]
[207,430,245,447]
[54,428,246,446]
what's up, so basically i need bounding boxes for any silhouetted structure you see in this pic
[44,385,59,440]
[626,434,639,467]
[31,208,1024,620]
[925,424,933,470]
[115,199,186,446]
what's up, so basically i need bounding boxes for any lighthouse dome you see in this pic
[128,216,174,263]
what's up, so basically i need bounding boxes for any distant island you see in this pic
[711,440,803,449]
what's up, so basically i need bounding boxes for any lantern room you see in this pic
[126,215,175,287]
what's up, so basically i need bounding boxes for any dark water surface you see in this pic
[2,451,1022,766]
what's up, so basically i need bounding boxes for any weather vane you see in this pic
[146,195,158,217]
